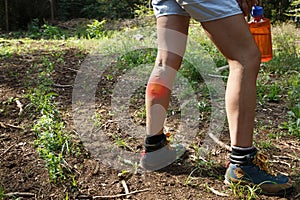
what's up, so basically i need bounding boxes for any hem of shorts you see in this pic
[196,11,243,22]
[155,12,190,18]
[155,10,243,21]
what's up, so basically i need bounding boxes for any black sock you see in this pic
[230,146,258,165]
[144,134,166,152]
[145,134,165,145]
[231,146,256,156]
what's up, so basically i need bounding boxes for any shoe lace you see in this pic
[253,151,277,176]
[165,132,172,149]
[165,132,173,143]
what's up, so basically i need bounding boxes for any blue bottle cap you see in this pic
[251,5,263,17]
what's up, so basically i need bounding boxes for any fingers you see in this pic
[241,0,250,16]
[237,0,258,16]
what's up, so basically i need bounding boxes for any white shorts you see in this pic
[152,0,243,22]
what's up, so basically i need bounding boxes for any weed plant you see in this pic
[229,181,261,200]
[24,57,78,183]
[0,185,3,200]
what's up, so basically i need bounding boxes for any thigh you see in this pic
[200,14,259,63]
[155,15,190,70]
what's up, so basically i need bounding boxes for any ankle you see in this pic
[144,134,167,152]
[230,146,258,165]
[231,146,256,156]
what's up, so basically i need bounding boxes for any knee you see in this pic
[249,45,261,74]
[156,51,183,70]
[146,63,177,99]
[229,45,261,76]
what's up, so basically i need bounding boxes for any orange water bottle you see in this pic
[249,5,272,62]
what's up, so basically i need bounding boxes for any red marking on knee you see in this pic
[147,82,168,98]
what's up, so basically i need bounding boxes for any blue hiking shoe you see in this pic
[139,134,186,171]
[224,148,293,195]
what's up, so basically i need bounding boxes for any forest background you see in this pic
[0,0,300,32]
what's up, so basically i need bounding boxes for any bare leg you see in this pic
[201,15,293,195]
[201,14,261,147]
[146,15,190,136]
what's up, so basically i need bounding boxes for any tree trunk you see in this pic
[5,0,9,31]
[49,0,54,21]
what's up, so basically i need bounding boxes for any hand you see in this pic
[237,0,258,16]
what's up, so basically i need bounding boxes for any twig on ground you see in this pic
[207,74,228,79]
[121,180,130,198]
[92,161,100,175]
[23,152,35,157]
[92,189,150,199]
[15,99,23,115]
[53,83,73,88]
[207,186,229,197]
[217,65,229,72]
[0,122,5,128]
[270,160,291,168]
[0,144,15,157]
[276,170,289,176]
[62,158,81,175]
[279,141,299,150]
[64,67,79,72]
[190,154,208,162]
[272,155,295,160]
[208,132,232,152]
[286,153,300,161]
[1,123,24,130]
[295,192,300,199]
[4,192,35,198]
[73,129,79,135]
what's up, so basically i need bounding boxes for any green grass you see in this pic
[229,181,261,200]
[257,140,273,150]
[93,112,103,128]
[33,114,70,180]
[257,79,282,105]
[20,54,82,184]
[281,103,300,138]
[117,48,157,70]
[0,185,4,200]
[256,23,300,139]
[0,46,13,58]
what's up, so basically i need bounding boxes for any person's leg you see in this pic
[201,14,293,195]
[140,15,190,171]
[146,15,190,138]
[201,14,260,148]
